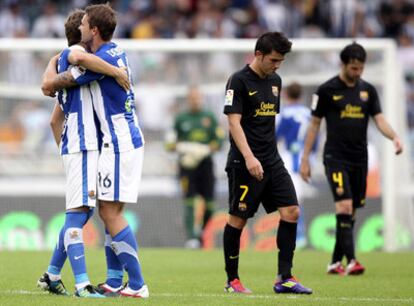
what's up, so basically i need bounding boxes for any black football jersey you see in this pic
[312,76,382,166]
[223,65,282,169]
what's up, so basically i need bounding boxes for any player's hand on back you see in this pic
[245,155,264,181]
[114,67,130,91]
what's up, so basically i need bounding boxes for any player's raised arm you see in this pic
[228,113,264,181]
[300,116,322,182]
[373,113,403,155]
[68,49,130,91]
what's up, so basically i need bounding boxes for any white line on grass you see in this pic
[2,290,413,303]
[157,293,413,303]
[2,290,48,295]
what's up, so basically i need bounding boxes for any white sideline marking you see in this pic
[2,290,413,303]
[2,290,47,295]
[157,293,413,303]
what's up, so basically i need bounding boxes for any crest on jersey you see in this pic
[360,91,369,101]
[225,89,234,106]
[272,86,279,97]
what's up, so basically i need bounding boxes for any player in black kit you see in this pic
[300,42,403,276]
[222,32,312,295]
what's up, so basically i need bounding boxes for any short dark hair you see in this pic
[340,42,366,64]
[85,4,116,41]
[255,32,292,56]
[286,82,302,100]
[65,9,84,46]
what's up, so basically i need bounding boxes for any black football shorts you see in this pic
[226,164,298,219]
[324,161,368,209]
[179,158,215,200]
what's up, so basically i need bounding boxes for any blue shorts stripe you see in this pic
[82,151,88,205]
[114,153,120,201]
[77,96,86,151]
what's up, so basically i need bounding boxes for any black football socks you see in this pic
[277,220,297,280]
[336,214,355,263]
[223,223,242,282]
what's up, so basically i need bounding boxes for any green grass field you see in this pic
[0,249,413,305]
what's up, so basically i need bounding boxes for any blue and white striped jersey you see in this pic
[71,42,144,153]
[57,45,99,155]
[276,103,311,173]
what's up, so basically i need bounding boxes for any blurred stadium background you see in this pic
[0,0,413,252]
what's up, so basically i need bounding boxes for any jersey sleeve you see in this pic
[368,85,382,116]
[70,50,116,85]
[57,48,71,73]
[311,86,328,118]
[59,45,86,73]
[223,74,244,115]
[71,66,102,85]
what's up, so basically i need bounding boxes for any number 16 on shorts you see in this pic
[98,172,112,197]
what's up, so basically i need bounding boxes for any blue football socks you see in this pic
[104,229,124,288]
[64,211,90,289]
[111,226,144,290]
[47,227,67,279]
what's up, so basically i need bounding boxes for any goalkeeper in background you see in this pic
[166,86,224,249]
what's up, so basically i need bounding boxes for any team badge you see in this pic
[88,190,96,199]
[238,202,247,211]
[70,230,80,239]
[336,187,344,196]
[272,86,279,97]
[225,89,234,106]
[360,91,369,101]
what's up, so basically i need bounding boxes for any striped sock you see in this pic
[104,229,123,288]
[64,212,90,289]
[112,226,144,290]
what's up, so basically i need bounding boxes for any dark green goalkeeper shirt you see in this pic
[174,109,223,149]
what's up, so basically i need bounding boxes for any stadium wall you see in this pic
[0,178,411,251]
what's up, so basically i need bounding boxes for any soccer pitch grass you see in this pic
[0,249,413,306]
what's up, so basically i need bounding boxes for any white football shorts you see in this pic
[97,146,144,204]
[62,150,99,210]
